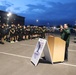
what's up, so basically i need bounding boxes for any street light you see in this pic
[7,12,12,17]
[36,19,39,23]
[36,19,39,25]
[7,12,12,25]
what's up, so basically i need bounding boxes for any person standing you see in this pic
[60,24,70,61]
[42,26,46,38]
[74,28,76,42]
[10,24,15,43]
[0,25,5,44]
[0,25,4,44]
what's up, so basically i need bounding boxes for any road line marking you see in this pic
[70,44,76,46]
[21,44,35,46]
[69,50,76,52]
[59,63,76,67]
[0,52,76,67]
[0,52,31,59]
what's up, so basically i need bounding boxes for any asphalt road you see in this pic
[0,34,76,75]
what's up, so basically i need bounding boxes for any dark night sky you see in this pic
[0,0,76,26]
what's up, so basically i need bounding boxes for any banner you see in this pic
[31,38,47,66]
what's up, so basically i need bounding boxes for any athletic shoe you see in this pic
[10,41,14,43]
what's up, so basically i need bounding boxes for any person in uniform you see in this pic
[35,26,39,38]
[60,24,70,61]
[0,25,4,44]
[19,25,23,41]
[17,24,20,41]
[14,25,19,42]
[0,25,5,44]
[74,28,76,42]
[0,25,1,41]
[10,24,15,43]
[30,26,34,39]
[6,24,10,42]
[2,24,7,41]
[42,26,46,38]
[26,26,30,39]
[39,27,43,38]
[23,26,26,40]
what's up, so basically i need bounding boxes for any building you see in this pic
[0,10,25,25]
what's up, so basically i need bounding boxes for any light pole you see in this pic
[7,12,12,26]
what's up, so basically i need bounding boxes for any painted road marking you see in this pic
[0,52,31,59]
[59,63,76,68]
[0,52,76,67]
[70,43,76,46]
[21,44,35,47]
[69,50,76,52]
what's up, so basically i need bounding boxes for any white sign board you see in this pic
[43,42,53,64]
[31,38,47,66]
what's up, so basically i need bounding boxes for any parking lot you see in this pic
[0,34,76,75]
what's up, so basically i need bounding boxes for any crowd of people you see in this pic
[0,24,47,44]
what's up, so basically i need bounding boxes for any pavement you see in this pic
[0,34,76,75]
